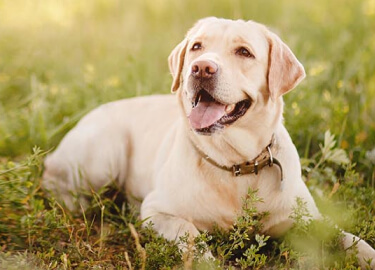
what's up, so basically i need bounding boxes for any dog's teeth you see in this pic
[225,104,235,114]
[192,94,202,108]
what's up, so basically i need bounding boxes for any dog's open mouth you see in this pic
[188,89,251,134]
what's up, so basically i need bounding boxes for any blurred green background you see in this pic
[0,0,374,167]
[0,1,375,268]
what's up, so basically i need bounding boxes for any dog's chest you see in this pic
[168,174,254,231]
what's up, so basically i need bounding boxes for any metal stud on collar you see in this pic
[233,165,241,176]
[254,160,259,175]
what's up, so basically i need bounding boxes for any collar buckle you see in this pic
[191,133,283,181]
[267,146,274,167]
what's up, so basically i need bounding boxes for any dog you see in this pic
[43,17,375,268]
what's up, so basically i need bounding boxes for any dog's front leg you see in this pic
[141,193,199,240]
[342,231,375,269]
[142,211,200,242]
[141,191,213,259]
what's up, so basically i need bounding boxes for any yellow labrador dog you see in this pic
[43,17,375,267]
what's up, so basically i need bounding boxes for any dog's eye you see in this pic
[236,47,254,58]
[191,42,202,51]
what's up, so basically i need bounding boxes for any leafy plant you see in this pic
[205,189,269,269]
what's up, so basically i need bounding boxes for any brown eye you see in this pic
[236,47,254,58]
[191,42,202,51]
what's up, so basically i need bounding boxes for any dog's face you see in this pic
[169,17,305,136]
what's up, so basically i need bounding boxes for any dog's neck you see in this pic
[189,131,283,180]
[187,125,276,163]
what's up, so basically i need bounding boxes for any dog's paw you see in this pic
[342,232,375,269]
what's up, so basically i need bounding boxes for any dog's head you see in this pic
[169,17,305,136]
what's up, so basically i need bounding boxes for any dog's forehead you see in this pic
[187,18,269,57]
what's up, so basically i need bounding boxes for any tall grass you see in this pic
[0,0,375,269]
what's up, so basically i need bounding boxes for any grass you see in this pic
[0,0,375,269]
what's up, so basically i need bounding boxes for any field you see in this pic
[1,0,375,269]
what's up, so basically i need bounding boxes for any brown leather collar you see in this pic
[192,134,283,181]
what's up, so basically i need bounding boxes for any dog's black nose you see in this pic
[191,60,218,79]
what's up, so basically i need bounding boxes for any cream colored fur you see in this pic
[43,17,375,268]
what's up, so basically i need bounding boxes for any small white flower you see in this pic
[365,148,375,164]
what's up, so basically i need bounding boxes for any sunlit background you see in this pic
[0,0,374,160]
[1,1,375,268]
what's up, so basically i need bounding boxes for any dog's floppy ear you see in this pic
[168,39,188,93]
[266,31,306,100]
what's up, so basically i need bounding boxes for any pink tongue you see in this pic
[189,101,226,129]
